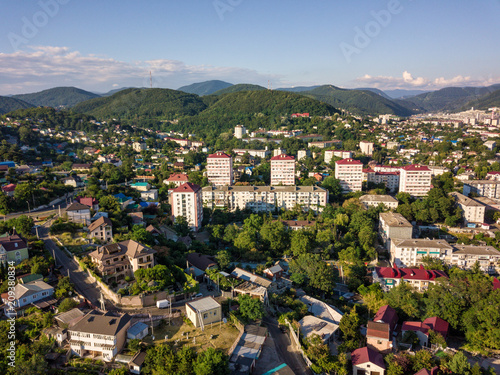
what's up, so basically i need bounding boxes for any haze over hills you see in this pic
[11,87,100,108]
[382,89,430,99]
[276,85,321,93]
[178,80,233,96]
[0,96,34,115]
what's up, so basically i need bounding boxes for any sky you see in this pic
[1,0,500,95]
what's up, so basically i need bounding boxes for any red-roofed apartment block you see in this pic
[335,159,363,192]
[207,152,233,186]
[372,266,448,292]
[170,183,203,231]
[271,154,295,186]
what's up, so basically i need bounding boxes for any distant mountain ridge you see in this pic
[0,96,34,115]
[11,86,100,108]
[212,83,266,95]
[178,80,233,96]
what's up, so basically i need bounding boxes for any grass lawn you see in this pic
[143,316,240,354]
[57,232,88,254]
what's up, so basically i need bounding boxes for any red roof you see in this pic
[271,154,295,161]
[363,168,375,173]
[208,151,231,159]
[401,164,431,171]
[1,184,16,192]
[77,197,98,208]
[423,317,449,338]
[493,277,500,290]
[0,233,27,252]
[167,173,189,182]
[351,347,385,369]
[374,267,448,281]
[402,321,431,335]
[336,158,362,165]
[487,171,500,175]
[172,182,201,193]
[376,171,400,176]
[373,305,398,331]
[414,367,439,375]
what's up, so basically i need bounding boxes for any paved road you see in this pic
[263,315,312,375]
[39,225,110,308]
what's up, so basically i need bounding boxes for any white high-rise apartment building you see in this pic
[271,154,295,186]
[399,165,432,197]
[207,151,233,186]
[324,150,353,164]
[170,182,203,231]
[335,158,363,192]
[359,141,374,156]
[234,125,246,139]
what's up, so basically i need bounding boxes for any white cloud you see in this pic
[351,71,500,91]
[0,46,282,95]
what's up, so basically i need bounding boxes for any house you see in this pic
[72,163,92,171]
[89,240,156,284]
[185,297,221,328]
[87,217,113,243]
[299,295,343,324]
[62,176,84,188]
[140,189,158,201]
[114,193,134,209]
[66,202,92,225]
[263,264,284,281]
[17,273,43,284]
[366,321,393,353]
[229,325,267,374]
[372,266,448,292]
[128,212,145,227]
[127,322,149,340]
[414,367,439,375]
[422,316,449,339]
[280,220,315,231]
[186,252,217,281]
[130,182,151,192]
[76,197,99,211]
[68,311,132,361]
[373,305,398,332]
[3,280,55,312]
[164,173,189,187]
[91,211,109,222]
[298,315,339,344]
[1,183,16,197]
[129,351,147,374]
[401,321,432,347]
[55,308,85,328]
[0,232,29,264]
[351,347,386,375]
[43,326,68,346]
[232,267,275,301]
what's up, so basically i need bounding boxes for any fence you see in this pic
[285,319,313,368]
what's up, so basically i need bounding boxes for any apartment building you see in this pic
[359,195,398,210]
[233,148,270,159]
[206,151,233,186]
[399,165,432,197]
[449,192,485,225]
[170,182,203,231]
[202,185,328,213]
[132,142,146,152]
[270,154,295,186]
[324,150,353,164]
[372,266,448,292]
[379,212,413,250]
[390,239,453,268]
[366,171,400,193]
[463,180,500,199]
[234,125,246,139]
[297,149,311,161]
[359,141,374,156]
[335,158,363,192]
[451,245,500,274]
[69,311,131,362]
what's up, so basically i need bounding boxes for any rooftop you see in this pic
[351,347,385,368]
[359,195,398,203]
[392,239,452,249]
[374,266,448,281]
[335,158,362,165]
[380,212,413,227]
[172,182,201,193]
[69,311,131,336]
[271,154,295,161]
[452,244,500,256]
[186,296,221,313]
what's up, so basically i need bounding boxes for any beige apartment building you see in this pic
[170,182,203,231]
[379,212,413,250]
[449,192,485,225]
[359,195,398,210]
[206,151,233,186]
[335,158,363,192]
[399,165,432,197]
[270,154,295,186]
[390,239,453,268]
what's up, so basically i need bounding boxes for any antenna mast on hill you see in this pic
[150,71,152,88]
[268,80,272,91]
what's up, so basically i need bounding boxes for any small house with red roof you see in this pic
[0,231,29,264]
[414,367,439,375]
[372,266,447,292]
[423,316,449,339]
[351,346,386,375]
[76,196,99,211]
[401,321,432,347]
[373,305,398,332]
[1,183,16,197]
[164,173,189,187]
[366,321,393,353]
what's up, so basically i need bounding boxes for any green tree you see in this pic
[290,229,315,256]
[412,349,434,373]
[58,298,78,313]
[260,220,289,255]
[216,250,232,270]
[193,347,229,375]
[445,351,471,375]
[237,294,264,321]
[338,306,362,352]
[386,280,420,319]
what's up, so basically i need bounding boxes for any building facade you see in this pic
[335,158,363,193]
[206,151,233,186]
[399,165,432,197]
[359,195,398,210]
[463,180,500,199]
[379,212,413,250]
[87,217,113,243]
[270,154,295,186]
[359,141,374,156]
[449,192,485,225]
[451,244,500,274]
[390,239,453,268]
[170,182,203,231]
[372,266,448,292]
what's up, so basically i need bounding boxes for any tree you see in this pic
[216,250,231,270]
[290,229,315,256]
[412,349,434,373]
[386,281,420,319]
[193,348,229,375]
[260,220,289,255]
[57,298,78,313]
[233,230,257,253]
[237,294,264,321]
[445,351,471,375]
[13,215,34,237]
[174,216,191,237]
[322,176,342,200]
[338,306,362,352]
[99,195,120,212]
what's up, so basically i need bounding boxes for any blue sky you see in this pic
[1,0,499,95]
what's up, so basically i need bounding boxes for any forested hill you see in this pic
[462,89,500,110]
[71,88,208,119]
[0,96,34,115]
[178,80,233,96]
[11,86,100,108]
[212,83,266,95]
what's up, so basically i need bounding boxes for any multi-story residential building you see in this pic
[324,150,353,164]
[451,245,500,274]
[206,151,233,186]
[390,239,453,268]
[463,180,500,199]
[379,212,413,250]
[87,217,113,243]
[372,266,448,292]
[486,171,500,181]
[359,141,374,156]
[297,149,310,161]
[170,182,203,231]
[234,125,246,139]
[399,165,432,197]
[335,158,363,193]
[273,148,286,157]
[0,231,29,264]
[270,154,295,186]
[68,311,132,361]
[449,192,485,225]
[89,240,156,284]
[233,148,270,159]
[202,185,328,213]
[365,170,400,193]
[359,195,398,210]
[66,202,92,225]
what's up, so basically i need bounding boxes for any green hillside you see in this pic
[398,84,500,113]
[212,83,266,95]
[301,85,415,116]
[463,89,500,110]
[71,88,208,119]
[12,86,100,108]
[178,80,233,96]
[0,96,34,115]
